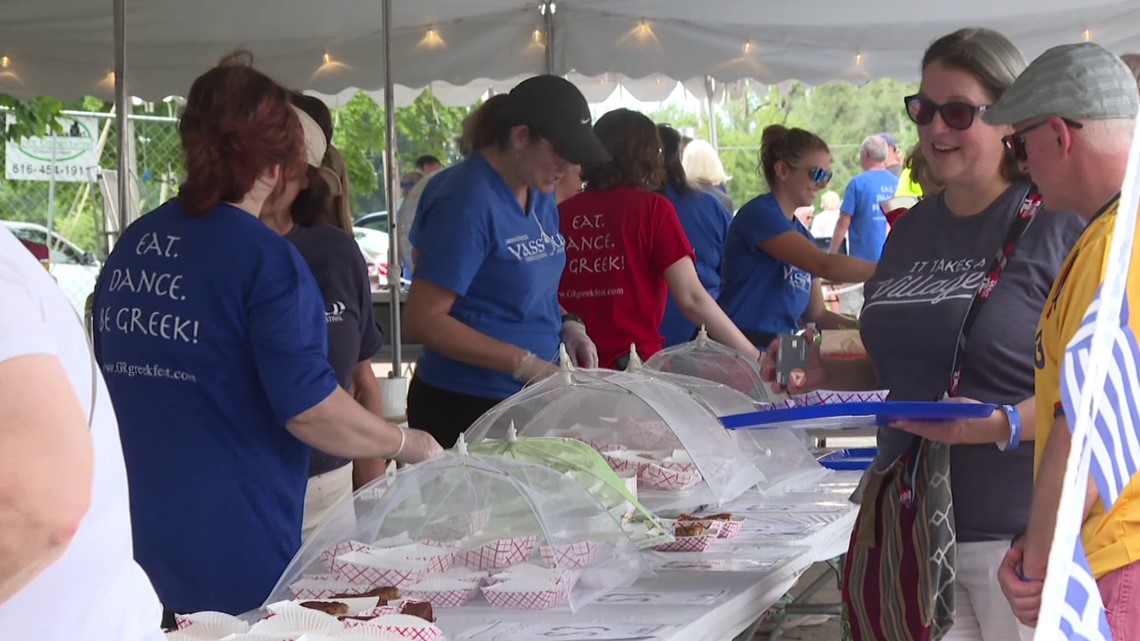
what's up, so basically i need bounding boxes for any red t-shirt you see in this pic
[558,185,695,368]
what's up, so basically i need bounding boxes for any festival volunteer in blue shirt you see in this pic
[406,75,610,447]
[836,138,900,261]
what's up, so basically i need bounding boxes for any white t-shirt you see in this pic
[810,209,840,239]
[396,168,441,274]
[0,227,164,640]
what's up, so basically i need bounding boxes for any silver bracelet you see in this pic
[391,428,407,460]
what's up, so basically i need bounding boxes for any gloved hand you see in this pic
[513,351,559,385]
[561,319,599,368]
[394,428,445,464]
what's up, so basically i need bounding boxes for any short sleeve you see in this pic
[412,189,492,296]
[841,178,859,216]
[738,198,797,246]
[650,197,696,273]
[0,254,56,363]
[1054,234,1112,371]
[355,250,385,362]
[248,243,339,424]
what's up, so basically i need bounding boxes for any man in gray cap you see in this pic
[985,42,1140,635]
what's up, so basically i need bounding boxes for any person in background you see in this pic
[766,28,1085,641]
[399,170,423,200]
[809,190,844,253]
[682,138,735,211]
[657,124,735,347]
[405,76,606,447]
[883,144,945,226]
[557,110,756,368]
[415,154,443,175]
[92,54,442,618]
[719,125,875,348]
[983,42,1140,637]
[259,96,389,539]
[880,132,905,176]
[555,163,584,204]
[0,226,164,640]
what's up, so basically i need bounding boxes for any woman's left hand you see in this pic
[890,396,1008,445]
[561,320,599,368]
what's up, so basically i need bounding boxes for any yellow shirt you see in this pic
[1034,195,1140,578]
[895,166,923,199]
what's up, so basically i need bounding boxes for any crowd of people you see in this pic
[2,26,1140,641]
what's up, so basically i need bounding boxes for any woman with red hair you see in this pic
[92,54,442,620]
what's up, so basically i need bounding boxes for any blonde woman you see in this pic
[681,139,734,211]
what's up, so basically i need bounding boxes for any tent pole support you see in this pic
[114,0,129,245]
[705,75,719,152]
[543,1,555,75]
[382,0,403,376]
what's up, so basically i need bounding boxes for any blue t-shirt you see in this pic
[717,193,814,336]
[659,184,734,346]
[840,168,898,261]
[408,165,457,249]
[92,199,338,615]
[413,151,566,399]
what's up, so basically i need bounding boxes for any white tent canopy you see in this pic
[4,1,1140,102]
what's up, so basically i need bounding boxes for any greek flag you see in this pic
[1034,116,1140,640]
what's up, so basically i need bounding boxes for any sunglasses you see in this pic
[1001,117,1085,162]
[790,165,833,185]
[904,94,991,131]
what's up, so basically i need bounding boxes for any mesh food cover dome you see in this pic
[464,365,765,513]
[466,428,672,548]
[265,449,649,613]
[643,328,789,404]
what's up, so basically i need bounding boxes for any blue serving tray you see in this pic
[818,447,877,471]
[721,401,996,431]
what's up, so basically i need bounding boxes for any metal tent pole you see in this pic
[114,0,129,243]
[382,0,403,376]
[705,75,719,152]
[542,1,555,75]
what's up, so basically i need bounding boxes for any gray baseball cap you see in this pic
[982,42,1139,126]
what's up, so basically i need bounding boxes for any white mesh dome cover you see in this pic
[644,328,789,404]
[264,452,649,613]
[464,367,765,513]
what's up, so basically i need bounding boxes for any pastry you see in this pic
[703,512,733,521]
[674,522,707,537]
[399,599,435,622]
[300,601,349,616]
[330,586,400,602]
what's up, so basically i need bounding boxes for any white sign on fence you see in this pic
[5,115,100,182]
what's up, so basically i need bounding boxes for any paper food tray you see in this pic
[654,534,717,552]
[404,577,482,607]
[343,614,444,641]
[266,596,382,617]
[638,462,701,491]
[481,581,570,609]
[330,552,429,588]
[538,540,603,569]
[455,536,536,570]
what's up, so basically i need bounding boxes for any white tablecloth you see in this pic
[436,471,863,641]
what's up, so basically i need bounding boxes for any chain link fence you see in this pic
[1,110,181,312]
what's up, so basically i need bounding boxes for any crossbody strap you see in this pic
[946,185,1042,397]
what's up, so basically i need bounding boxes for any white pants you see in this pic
[301,463,355,542]
[943,540,1035,641]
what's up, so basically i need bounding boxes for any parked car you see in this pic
[354,210,389,234]
[3,221,100,313]
[353,226,390,292]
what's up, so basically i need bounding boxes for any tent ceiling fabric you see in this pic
[3,0,1140,102]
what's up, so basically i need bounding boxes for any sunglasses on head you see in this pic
[904,94,991,131]
[1001,117,1085,162]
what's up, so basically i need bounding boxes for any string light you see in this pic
[854,51,864,66]
[421,27,446,48]
[322,52,332,65]
[743,40,753,54]
[0,56,9,69]
[107,71,117,84]
[1083,28,1093,42]
[533,28,543,44]
[636,20,652,37]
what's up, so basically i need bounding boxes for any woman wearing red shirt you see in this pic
[558,109,758,369]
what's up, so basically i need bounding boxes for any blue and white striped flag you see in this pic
[1034,115,1140,641]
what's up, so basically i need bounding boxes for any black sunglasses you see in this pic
[1001,117,1085,162]
[904,94,991,131]
[788,164,833,185]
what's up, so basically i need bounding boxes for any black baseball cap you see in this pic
[503,75,611,165]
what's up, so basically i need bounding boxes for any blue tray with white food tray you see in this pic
[720,401,996,431]
[818,447,877,471]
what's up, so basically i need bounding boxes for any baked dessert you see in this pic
[300,601,349,616]
[330,586,400,602]
[673,522,707,537]
[678,512,732,521]
[399,599,435,622]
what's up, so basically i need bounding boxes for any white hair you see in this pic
[682,139,729,185]
[860,135,888,163]
[1079,118,1135,154]
[820,190,841,211]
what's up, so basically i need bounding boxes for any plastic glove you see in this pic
[393,428,445,464]
[513,351,559,385]
[561,320,599,368]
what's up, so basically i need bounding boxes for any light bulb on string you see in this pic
[0,56,9,69]
[743,40,753,55]
[322,52,332,66]
[1083,28,1093,42]
[533,28,543,44]
[854,51,864,66]
[421,26,446,48]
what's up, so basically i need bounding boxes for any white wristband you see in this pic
[391,428,407,460]
[513,351,537,381]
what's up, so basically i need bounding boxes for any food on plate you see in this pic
[673,522,708,537]
[300,601,349,615]
[331,585,400,601]
[399,599,435,622]
[678,512,733,521]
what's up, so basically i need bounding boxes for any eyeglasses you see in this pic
[788,164,833,185]
[904,94,991,131]
[1001,117,1085,162]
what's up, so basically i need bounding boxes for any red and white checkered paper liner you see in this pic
[330,553,428,588]
[343,614,443,641]
[371,544,455,574]
[638,462,702,491]
[795,389,888,406]
[625,419,681,449]
[320,540,374,570]
[654,534,717,552]
[419,508,491,541]
[289,574,374,600]
[718,518,744,538]
[481,583,569,609]
[456,536,537,570]
[668,519,724,535]
[602,451,643,474]
[405,579,482,607]
[538,540,603,569]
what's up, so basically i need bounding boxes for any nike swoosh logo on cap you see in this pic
[580,117,590,124]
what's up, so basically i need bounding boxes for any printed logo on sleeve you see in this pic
[326,301,346,323]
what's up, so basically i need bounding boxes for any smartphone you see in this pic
[776,333,809,388]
